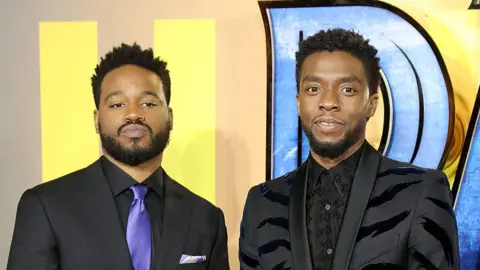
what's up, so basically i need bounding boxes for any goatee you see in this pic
[99,120,171,166]
[302,121,363,159]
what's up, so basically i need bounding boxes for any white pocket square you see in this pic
[179,254,207,264]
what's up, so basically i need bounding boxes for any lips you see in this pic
[314,116,343,125]
[313,116,344,132]
[120,124,148,138]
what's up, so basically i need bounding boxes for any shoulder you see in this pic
[15,162,98,214]
[376,156,451,199]
[29,161,98,197]
[248,170,293,195]
[166,176,223,216]
[242,170,297,211]
[378,156,447,181]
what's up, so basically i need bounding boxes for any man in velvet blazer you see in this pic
[239,29,459,270]
[8,43,229,270]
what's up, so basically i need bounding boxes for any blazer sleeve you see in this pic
[239,187,260,270]
[207,207,230,270]
[7,188,59,270]
[407,170,460,270]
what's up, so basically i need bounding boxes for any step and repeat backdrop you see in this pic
[260,2,479,269]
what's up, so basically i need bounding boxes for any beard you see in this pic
[99,120,171,166]
[302,120,364,159]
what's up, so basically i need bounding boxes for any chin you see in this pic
[313,134,344,145]
[123,138,151,146]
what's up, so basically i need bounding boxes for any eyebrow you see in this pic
[301,75,363,84]
[339,75,362,84]
[302,75,323,83]
[104,90,160,102]
[142,90,160,99]
[104,90,122,102]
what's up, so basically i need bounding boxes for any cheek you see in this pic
[343,98,368,115]
[98,117,120,134]
[147,117,168,132]
[299,100,318,119]
[344,111,368,130]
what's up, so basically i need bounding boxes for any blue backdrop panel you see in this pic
[267,5,450,176]
[454,92,480,269]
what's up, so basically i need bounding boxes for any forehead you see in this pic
[300,51,366,80]
[100,64,163,94]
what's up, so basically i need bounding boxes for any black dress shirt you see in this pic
[100,156,164,269]
[306,147,362,270]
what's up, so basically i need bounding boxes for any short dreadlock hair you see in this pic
[91,43,171,109]
[295,28,380,95]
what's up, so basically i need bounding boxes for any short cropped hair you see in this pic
[295,28,380,95]
[91,43,171,108]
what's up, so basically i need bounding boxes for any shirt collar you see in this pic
[308,142,364,197]
[100,156,164,199]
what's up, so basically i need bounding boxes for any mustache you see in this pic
[117,121,153,135]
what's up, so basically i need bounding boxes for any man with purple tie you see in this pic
[7,43,229,270]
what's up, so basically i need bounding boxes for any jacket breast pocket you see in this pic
[176,262,207,270]
[351,233,400,269]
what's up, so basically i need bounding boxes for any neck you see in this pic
[103,152,163,182]
[310,138,365,169]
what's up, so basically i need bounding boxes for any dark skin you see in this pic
[297,51,378,168]
[94,64,173,182]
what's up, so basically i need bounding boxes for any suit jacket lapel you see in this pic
[331,143,381,270]
[80,160,133,270]
[156,173,191,270]
[288,161,313,270]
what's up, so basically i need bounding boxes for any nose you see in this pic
[319,90,339,111]
[124,105,145,122]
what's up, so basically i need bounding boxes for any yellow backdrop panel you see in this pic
[154,19,216,204]
[39,21,99,182]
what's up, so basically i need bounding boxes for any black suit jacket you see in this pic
[239,143,460,270]
[7,159,229,270]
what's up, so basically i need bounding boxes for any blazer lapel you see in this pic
[156,173,191,270]
[331,143,381,270]
[80,160,133,270]
[288,161,314,270]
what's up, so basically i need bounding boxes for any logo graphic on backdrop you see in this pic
[469,0,480,9]
[259,1,480,268]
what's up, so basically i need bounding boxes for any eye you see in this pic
[142,102,157,107]
[306,86,320,92]
[341,87,355,94]
[109,103,124,108]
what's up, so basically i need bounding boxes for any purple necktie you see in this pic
[126,185,151,270]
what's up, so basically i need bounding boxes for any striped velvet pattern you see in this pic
[239,153,459,270]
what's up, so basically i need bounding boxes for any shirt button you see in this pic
[325,204,331,210]
[327,248,333,255]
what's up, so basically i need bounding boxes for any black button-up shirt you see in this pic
[306,147,362,270]
[101,156,164,268]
